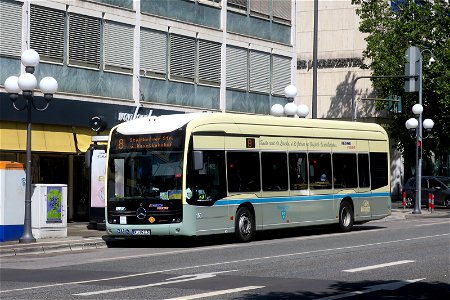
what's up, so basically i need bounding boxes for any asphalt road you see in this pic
[1,216,449,299]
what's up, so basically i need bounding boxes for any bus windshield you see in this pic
[108,130,185,202]
[109,151,184,201]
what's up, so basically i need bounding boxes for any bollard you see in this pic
[431,194,435,213]
[402,192,406,209]
[428,193,431,211]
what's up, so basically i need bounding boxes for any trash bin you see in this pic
[0,161,26,242]
[31,184,67,239]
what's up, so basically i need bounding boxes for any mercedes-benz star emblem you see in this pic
[136,207,146,219]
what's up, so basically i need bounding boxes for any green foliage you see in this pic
[352,0,450,157]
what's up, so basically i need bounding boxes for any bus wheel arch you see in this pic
[338,198,354,232]
[234,203,255,242]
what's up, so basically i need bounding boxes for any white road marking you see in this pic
[73,271,237,296]
[163,286,265,300]
[0,233,447,294]
[413,220,450,227]
[343,260,415,273]
[315,278,425,300]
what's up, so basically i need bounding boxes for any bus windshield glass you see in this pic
[108,130,185,201]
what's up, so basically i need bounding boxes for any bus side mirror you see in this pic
[85,145,94,169]
[193,150,204,171]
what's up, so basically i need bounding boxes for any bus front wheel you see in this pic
[235,207,255,242]
[338,201,354,232]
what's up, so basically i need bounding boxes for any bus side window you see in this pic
[289,153,308,190]
[332,153,357,189]
[370,152,388,190]
[309,153,332,189]
[358,153,370,188]
[195,151,226,202]
[187,150,226,204]
[262,152,288,191]
[227,152,261,193]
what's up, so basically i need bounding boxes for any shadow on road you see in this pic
[231,280,450,300]
[102,223,384,249]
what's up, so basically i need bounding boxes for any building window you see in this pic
[69,13,101,68]
[0,0,22,57]
[169,34,195,82]
[228,0,248,11]
[226,46,248,91]
[250,0,270,18]
[272,55,291,95]
[272,0,291,23]
[198,39,221,85]
[30,5,65,63]
[249,50,270,94]
[105,21,133,72]
[140,28,167,78]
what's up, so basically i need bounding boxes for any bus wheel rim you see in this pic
[239,214,251,236]
[341,207,350,227]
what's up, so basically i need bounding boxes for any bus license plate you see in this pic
[132,229,151,235]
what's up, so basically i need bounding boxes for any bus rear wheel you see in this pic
[338,201,354,232]
[235,207,255,242]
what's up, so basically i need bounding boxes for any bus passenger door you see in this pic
[191,135,229,234]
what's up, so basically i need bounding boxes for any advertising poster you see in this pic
[91,149,107,208]
[47,187,62,223]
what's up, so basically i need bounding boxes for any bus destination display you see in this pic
[111,132,183,152]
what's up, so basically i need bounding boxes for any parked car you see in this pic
[402,176,450,208]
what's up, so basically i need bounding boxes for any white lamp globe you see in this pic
[405,118,419,130]
[21,49,40,67]
[412,104,423,115]
[423,119,435,130]
[284,85,297,98]
[297,104,309,118]
[284,102,298,116]
[39,76,58,94]
[18,73,37,91]
[270,104,284,117]
[4,76,21,94]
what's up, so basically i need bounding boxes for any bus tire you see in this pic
[235,207,255,242]
[338,201,354,232]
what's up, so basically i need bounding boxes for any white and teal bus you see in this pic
[105,113,390,242]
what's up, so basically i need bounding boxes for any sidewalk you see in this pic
[0,222,107,257]
[1,209,448,258]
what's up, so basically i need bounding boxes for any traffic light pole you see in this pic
[351,75,418,122]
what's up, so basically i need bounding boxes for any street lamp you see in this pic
[270,85,309,118]
[4,49,58,243]
[404,103,434,214]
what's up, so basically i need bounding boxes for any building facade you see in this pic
[295,1,405,198]
[0,0,296,221]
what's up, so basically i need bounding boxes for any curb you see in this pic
[391,209,450,220]
[0,239,107,257]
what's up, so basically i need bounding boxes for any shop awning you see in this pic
[0,122,97,153]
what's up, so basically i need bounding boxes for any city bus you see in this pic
[105,113,390,242]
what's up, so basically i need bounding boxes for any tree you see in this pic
[352,0,450,175]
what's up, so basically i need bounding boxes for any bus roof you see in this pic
[114,112,388,139]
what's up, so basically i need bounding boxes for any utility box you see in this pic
[31,184,67,239]
[0,161,26,242]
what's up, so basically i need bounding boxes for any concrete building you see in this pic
[0,0,296,221]
[295,1,404,198]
